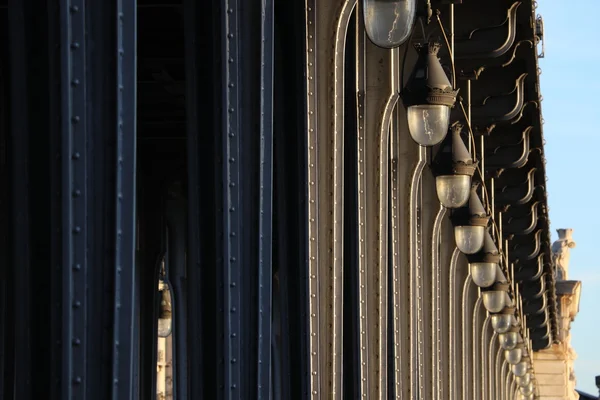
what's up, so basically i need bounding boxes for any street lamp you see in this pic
[519,382,535,396]
[511,360,529,377]
[434,123,477,209]
[491,307,517,333]
[402,41,458,146]
[363,0,416,49]
[498,325,521,350]
[451,186,489,254]
[505,343,524,365]
[515,373,531,387]
[482,282,512,313]
[468,230,503,287]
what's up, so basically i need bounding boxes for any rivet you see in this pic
[73,226,81,233]
[71,79,80,86]
[73,189,81,197]
[72,116,80,123]
[70,5,79,12]
[73,264,81,271]
[228,33,234,39]
[72,152,80,160]
[73,300,81,308]
[73,376,82,384]
[71,42,80,50]
[73,338,81,346]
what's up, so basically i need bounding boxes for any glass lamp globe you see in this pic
[482,289,509,313]
[505,347,523,364]
[520,382,534,396]
[491,313,513,333]
[512,361,529,377]
[470,262,498,287]
[516,373,531,387]
[499,331,520,350]
[454,225,485,254]
[407,105,451,146]
[364,0,416,48]
[436,175,471,208]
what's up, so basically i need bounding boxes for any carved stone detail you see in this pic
[552,228,576,280]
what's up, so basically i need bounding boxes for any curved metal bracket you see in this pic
[502,40,534,67]
[514,253,544,282]
[511,229,543,261]
[522,292,546,314]
[520,273,546,299]
[527,308,550,326]
[456,2,522,60]
[472,73,527,123]
[510,100,539,125]
[505,201,541,235]
[498,167,542,205]
[530,316,551,338]
[486,126,533,169]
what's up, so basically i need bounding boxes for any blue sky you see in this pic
[536,0,600,395]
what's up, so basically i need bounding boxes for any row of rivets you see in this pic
[112,0,127,394]
[390,154,404,399]
[68,0,84,390]
[356,82,369,398]
[305,1,320,398]
[225,0,240,394]
[431,205,447,399]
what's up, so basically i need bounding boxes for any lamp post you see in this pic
[491,306,517,333]
[481,281,512,314]
[468,229,502,287]
[402,41,458,146]
[450,186,488,254]
[433,122,477,208]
